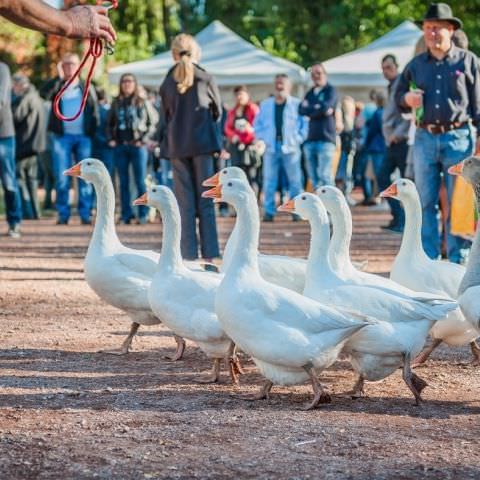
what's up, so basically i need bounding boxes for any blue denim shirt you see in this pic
[254,95,308,154]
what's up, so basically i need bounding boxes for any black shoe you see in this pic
[291,213,301,222]
[382,223,404,234]
[57,218,69,225]
[81,218,92,225]
[263,213,274,222]
[7,224,21,239]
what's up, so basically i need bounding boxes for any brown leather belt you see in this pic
[419,121,468,134]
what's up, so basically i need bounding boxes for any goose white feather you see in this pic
[137,185,240,383]
[380,178,479,350]
[209,178,372,408]
[63,158,185,356]
[286,192,457,402]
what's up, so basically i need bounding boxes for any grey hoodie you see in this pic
[382,76,409,146]
[0,62,14,139]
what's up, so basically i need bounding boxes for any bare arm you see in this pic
[0,0,116,43]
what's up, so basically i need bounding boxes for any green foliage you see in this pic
[1,0,480,77]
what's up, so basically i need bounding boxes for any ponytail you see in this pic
[173,52,194,94]
[171,34,200,95]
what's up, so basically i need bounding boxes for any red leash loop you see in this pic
[53,1,118,122]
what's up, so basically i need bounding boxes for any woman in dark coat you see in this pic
[159,33,221,261]
[107,73,156,224]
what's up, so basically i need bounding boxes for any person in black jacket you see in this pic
[12,74,46,219]
[40,52,99,225]
[159,33,221,261]
[106,73,157,224]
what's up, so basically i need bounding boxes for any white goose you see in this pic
[381,178,479,364]
[133,186,242,383]
[204,167,365,293]
[204,179,372,409]
[316,185,415,293]
[280,193,458,404]
[64,159,185,358]
[449,157,480,362]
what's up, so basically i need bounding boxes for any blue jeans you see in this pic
[92,142,115,179]
[115,144,148,222]
[357,150,384,200]
[377,140,408,227]
[263,141,303,216]
[53,134,93,222]
[413,126,473,262]
[0,137,22,227]
[303,140,336,189]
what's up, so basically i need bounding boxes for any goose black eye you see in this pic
[223,170,227,174]
[152,188,157,193]
[227,182,232,187]
[301,195,306,200]
[87,161,92,166]
[402,181,407,186]
[321,189,326,194]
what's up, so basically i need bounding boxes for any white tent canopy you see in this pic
[323,21,422,89]
[108,20,307,90]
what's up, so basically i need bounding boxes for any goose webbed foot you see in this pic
[403,353,427,405]
[167,335,186,361]
[469,341,480,366]
[194,358,221,384]
[99,322,139,355]
[227,357,242,385]
[344,376,366,399]
[411,338,443,368]
[302,364,331,410]
[238,380,273,401]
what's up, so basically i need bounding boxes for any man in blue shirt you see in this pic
[395,3,480,262]
[41,53,99,225]
[254,74,308,221]
[299,64,338,189]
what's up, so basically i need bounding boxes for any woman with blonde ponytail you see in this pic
[159,33,221,261]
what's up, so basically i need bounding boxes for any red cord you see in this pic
[53,1,118,122]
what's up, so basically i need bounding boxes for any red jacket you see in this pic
[224,102,259,145]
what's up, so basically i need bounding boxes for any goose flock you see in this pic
[63,156,480,409]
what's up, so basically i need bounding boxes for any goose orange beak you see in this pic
[380,183,398,198]
[278,199,296,213]
[448,162,464,176]
[63,163,81,177]
[202,184,222,202]
[202,172,220,187]
[133,193,148,206]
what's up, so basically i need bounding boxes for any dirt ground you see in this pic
[1,204,479,479]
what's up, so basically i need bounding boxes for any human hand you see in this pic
[219,149,231,161]
[64,5,117,44]
[231,135,239,144]
[389,134,399,144]
[404,90,423,109]
[108,140,116,148]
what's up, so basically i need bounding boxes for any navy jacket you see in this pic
[299,83,337,144]
[159,64,222,159]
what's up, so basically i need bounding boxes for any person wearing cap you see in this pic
[12,73,46,220]
[395,3,480,263]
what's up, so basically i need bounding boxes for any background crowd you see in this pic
[0,2,478,265]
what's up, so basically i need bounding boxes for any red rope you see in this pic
[53,1,118,122]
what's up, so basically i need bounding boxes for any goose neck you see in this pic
[157,200,183,271]
[90,177,120,254]
[459,185,480,294]
[226,196,260,276]
[399,194,429,261]
[306,210,337,287]
[329,202,354,273]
